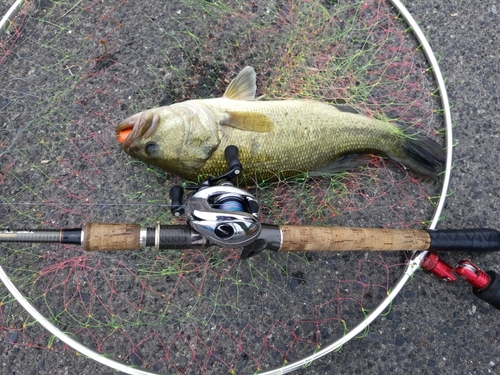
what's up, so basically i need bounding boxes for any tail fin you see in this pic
[393,129,446,179]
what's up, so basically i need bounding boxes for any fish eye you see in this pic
[145,142,158,156]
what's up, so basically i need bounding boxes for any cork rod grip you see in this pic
[82,223,141,251]
[279,226,431,252]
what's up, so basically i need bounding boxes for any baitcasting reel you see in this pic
[167,146,262,249]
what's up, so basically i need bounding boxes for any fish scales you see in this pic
[189,99,401,180]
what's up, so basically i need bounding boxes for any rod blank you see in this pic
[0,228,81,244]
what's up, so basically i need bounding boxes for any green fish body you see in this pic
[116,66,445,182]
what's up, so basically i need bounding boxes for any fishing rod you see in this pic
[1,146,499,309]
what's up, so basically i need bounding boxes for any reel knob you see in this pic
[169,185,185,216]
[224,145,242,177]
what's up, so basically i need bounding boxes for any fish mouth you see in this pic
[116,111,160,150]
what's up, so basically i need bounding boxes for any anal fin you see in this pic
[311,154,375,176]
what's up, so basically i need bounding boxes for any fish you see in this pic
[116,66,445,182]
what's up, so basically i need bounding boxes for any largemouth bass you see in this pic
[116,66,445,182]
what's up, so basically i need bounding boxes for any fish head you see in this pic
[116,105,220,177]
[116,66,262,178]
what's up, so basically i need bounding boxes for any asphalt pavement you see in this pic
[1,0,499,374]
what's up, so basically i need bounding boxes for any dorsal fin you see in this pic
[334,104,362,114]
[223,66,257,101]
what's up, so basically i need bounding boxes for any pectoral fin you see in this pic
[221,111,274,132]
[223,66,257,101]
